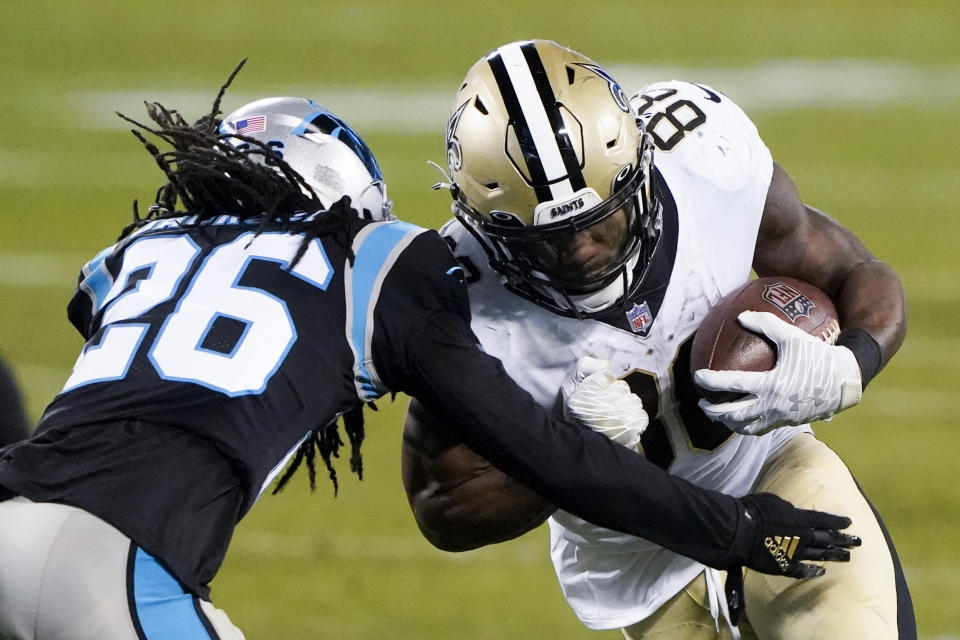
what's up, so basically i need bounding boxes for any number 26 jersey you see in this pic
[0,215,470,598]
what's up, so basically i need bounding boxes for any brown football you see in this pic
[690,277,840,403]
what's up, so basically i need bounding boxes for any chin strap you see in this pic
[428,160,456,192]
[563,254,639,315]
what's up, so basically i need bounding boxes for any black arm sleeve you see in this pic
[402,314,741,568]
[372,231,741,570]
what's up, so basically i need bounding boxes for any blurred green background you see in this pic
[2,1,958,637]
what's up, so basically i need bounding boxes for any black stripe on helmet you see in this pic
[486,49,553,203]
[519,42,586,192]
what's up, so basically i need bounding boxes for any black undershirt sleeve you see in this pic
[373,231,742,570]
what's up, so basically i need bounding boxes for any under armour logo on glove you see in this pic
[788,388,826,412]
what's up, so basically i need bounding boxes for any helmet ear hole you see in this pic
[490,211,523,226]
[473,96,489,115]
[566,65,576,85]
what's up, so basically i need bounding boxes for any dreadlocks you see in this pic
[118,59,369,494]
[271,404,370,497]
[115,58,360,266]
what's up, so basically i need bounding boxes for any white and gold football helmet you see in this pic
[443,39,659,317]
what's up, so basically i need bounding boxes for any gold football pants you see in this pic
[622,433,915,639]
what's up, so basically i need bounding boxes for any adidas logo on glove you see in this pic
[764,535,800,573]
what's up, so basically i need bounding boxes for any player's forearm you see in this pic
[402,402,554,551]
[755,169,906,381]
[407,466,554,551]
[834,257,907,370]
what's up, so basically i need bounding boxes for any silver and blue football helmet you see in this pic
[220,97,393,221]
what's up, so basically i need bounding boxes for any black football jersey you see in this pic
[0,214,745,599]
[0,215,478,596]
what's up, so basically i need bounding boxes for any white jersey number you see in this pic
[63,232,332,396]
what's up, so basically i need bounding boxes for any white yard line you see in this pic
[64,59,960,136]
[4,250,959,302]
[3,59,958,190]
[13,349,960,420]
[0,252,79,288]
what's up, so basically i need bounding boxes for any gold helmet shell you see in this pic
[445,39,658,317]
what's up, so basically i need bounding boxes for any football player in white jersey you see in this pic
[402,40,915,639]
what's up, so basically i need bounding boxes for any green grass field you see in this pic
[2,1,958,637]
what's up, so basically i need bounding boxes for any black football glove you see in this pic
[731,492,860,577]
[724,492,861,625]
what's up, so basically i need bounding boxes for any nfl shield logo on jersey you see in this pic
[626,301,654,335]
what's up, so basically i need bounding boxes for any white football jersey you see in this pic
[441,80,812,630]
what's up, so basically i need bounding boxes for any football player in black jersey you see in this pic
[0,63,859,639]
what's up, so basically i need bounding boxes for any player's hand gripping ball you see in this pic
[691,277,840,381]
[690,277,859,435]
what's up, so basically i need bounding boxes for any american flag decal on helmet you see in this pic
[234,116,266,134]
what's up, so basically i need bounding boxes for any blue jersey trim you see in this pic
[79,246,115,313]
[131,547,213,640]
[347,221,423,400]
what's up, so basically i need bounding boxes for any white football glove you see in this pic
[562,357,648,449]
[694,311,863,436]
